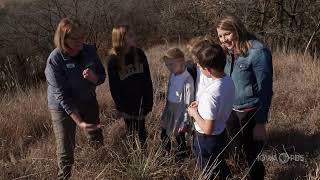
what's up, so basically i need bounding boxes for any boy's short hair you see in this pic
[187,36,215,57]
[162,47,185,62]
[189,39,226,73]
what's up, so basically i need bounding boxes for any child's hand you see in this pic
[187,106,198,118]
[189,101,199,108]
[253,123,267,141]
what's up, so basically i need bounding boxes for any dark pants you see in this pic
[227,109,265,180]
[123,118,147,146]
[193,130,231,180]
[160,128,187,156]
[50,102,103,180]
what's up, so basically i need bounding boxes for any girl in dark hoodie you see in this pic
[107,25,153,146]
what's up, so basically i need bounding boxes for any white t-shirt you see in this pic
[194,75,235,135]
[168,70,190,103]
[195,66,214,100]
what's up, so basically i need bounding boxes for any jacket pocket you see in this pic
[234,61,254,100]
[238,61,250,71]
[236,61,252,83]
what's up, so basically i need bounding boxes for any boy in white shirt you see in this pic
[188,41,235,180]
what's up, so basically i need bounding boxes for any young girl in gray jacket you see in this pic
[160,47,194,158]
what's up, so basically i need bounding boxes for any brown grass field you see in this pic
[0,44,320,180]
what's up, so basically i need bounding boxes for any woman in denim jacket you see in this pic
[216,15,273,180]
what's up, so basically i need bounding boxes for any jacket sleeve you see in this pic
[45,57,77,115]
[107,57,124,112]
[94,50,106,86]
[181,78,195,128]
[140,49,154,115]
[251,48,273,123]
[87,45,106,85]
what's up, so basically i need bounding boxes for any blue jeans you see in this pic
[193,130,231,180]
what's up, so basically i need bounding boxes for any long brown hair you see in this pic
[216,15,255,56]
[54,18,83,53]
[111,24,138,71]
[111,25,129,56]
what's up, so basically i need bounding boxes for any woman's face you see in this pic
[65,30,85,54]
[217,28,237,50]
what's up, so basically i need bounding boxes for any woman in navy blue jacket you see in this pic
[216,15,273,180]
[45,18,106,180]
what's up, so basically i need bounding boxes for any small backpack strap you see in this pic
[185,60,197,85]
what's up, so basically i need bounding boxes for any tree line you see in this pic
[0,0,319,91]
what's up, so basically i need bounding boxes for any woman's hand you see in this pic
[83,68,98,84]
[253,123,267,141]
[78,122,101,132]
[70,112,101,131]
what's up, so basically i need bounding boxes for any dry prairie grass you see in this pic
[0,44,319,180]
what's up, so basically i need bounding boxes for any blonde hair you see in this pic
[111,24,129,56]
[162,47,185,62]
[54,18,83,52]
[216,15,255,56]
